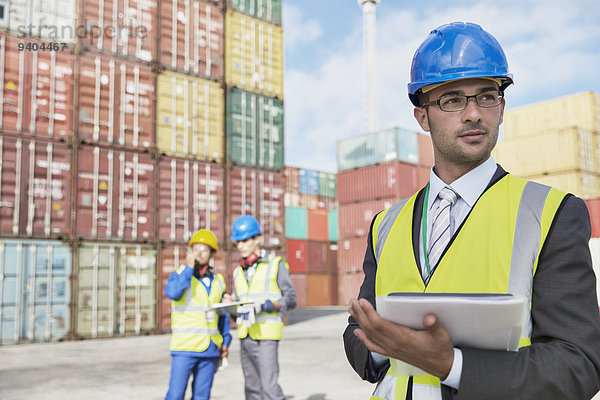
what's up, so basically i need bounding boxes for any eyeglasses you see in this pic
[426,90,504,112]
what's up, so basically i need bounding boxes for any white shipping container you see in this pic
[0,0,77,43]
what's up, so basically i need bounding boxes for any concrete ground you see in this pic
[0,307,374,400]
[1,306,599,400]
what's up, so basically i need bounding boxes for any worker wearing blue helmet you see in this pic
[344,22,600,399]
[227,215,296,400]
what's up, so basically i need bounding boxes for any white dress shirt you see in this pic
[371,156,498,390]
[419,156,497,389]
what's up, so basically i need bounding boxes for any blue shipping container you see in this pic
[299,169,319,195]
[0,239,72,345]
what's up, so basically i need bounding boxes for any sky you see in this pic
[282,0,600,173]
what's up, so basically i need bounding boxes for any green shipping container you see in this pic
[285,207,308,239]
[328,210,338,242]
[227,0,282,25]
[227,88,284,171]
[318,172,337,198]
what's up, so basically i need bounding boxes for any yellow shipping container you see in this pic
[493,127,598,176]
[525,171,600,200]
[504,91,600,139]
[225,9,284,99]
[156,71,224,161]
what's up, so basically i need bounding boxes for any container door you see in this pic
[0,239,71,344]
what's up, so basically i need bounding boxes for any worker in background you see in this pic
[225,215,296,400]
[343,21,600,399]
[164,229,231,400]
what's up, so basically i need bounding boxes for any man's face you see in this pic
[414,78,505,173]
[235,236,261,258]
[191,243,213,265]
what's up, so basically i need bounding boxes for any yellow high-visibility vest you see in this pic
[170,270,226,352]
[233,253,288,340]
[369,175,566,400]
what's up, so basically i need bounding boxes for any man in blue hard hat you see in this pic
[343,22,600,399]
[227,215,296,400]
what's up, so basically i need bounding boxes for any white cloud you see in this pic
[282,4,323,50]
[283,0,600,172]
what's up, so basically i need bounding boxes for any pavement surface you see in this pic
[2,306,599,400]
[0,306,374,400]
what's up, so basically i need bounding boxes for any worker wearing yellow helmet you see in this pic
[164,229,231,400]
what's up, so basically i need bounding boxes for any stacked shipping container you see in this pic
[284,166,337,307]
[493,91,600,305]
[336,128,433,306]
[223,2,285,291]
[0,2,78,344]
[0,0,289,345]
[73,0,161,340]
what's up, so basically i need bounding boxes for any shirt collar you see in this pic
[428,156,497,210]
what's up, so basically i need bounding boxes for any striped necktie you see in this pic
[427,186,458,275]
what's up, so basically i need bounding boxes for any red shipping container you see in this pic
[306,240,330,273]
[228,166,285,248]
[330,273,339,305]
[327,243,338,271]
[158,244,227,333]
[338,197,396,239]
[307,273,332,306]
[0,136,71,238]
[79,0,158,62]
[337,237,368,273]
[418,165,430,189]
[157,157,224,243]
[307,208,329,241]
[290,274,307,307]
[418,133,435,168]
[77,53,155,149]
[158,0,224,80]
[286,239,307,274]
[75,145,155,241]
[284,166,300,193]
[337,161,418,205]
[0,35,74,139]
[337,271,365,306]
[586,198,600,238]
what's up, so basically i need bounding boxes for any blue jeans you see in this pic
[165,355,218,400]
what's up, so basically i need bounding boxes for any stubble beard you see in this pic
[428,116,499,165]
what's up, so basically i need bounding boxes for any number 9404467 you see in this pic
[18,42,67,51]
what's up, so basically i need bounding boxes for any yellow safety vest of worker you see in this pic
[233,254,288,340]
[369,175,566,400]
[169,268,226,352]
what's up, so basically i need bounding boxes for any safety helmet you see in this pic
[189,229,218,252]
[230,215,261,242]
[408,22,513,106]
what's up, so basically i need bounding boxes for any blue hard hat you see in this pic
[408,22,513,106]
[230,215,261,241]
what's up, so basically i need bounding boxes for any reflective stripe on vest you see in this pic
[370,176,566,399]
[234,253,284,340]
[170,272,226,352]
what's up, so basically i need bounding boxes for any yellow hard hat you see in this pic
[189,229,218,252]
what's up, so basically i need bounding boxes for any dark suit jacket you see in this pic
[343,165,600,400]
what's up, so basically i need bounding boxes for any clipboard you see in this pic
[210,300,253,316]
[376,293,526,375]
